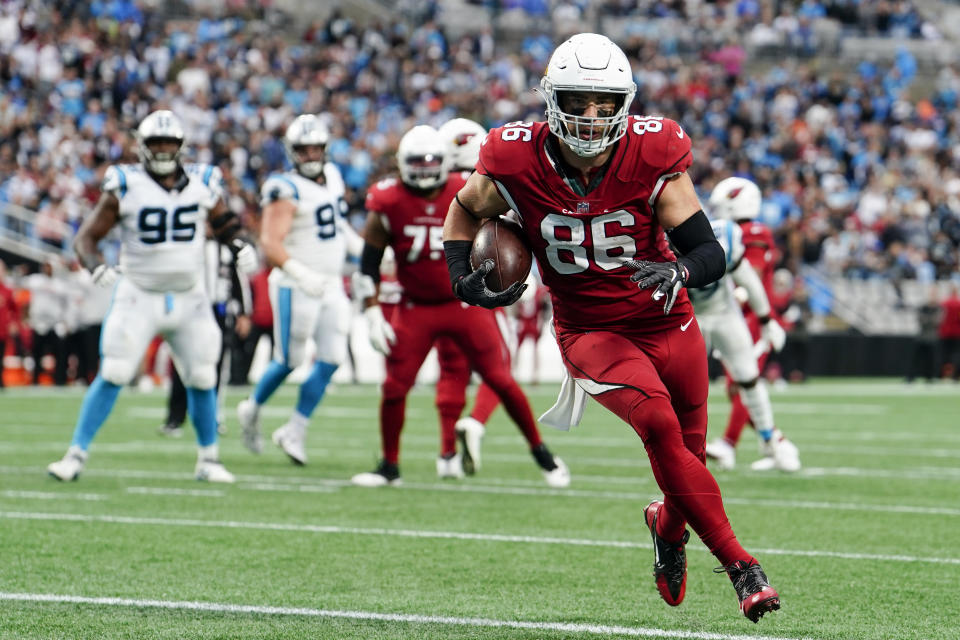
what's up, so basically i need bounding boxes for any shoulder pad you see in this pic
[101,165,130,197]
[365,176,400,212]
[477,122,545,179]
[260,173,300,205]
[619,117,692,184]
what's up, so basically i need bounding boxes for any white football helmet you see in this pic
[709,177,762,222]
[397,125,449,190]
[539,33,637,158]
[437,118,487,171]
[284,114,329,179]
[136,110,185,175]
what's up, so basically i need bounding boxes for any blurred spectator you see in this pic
[24,261,68,385]
[906,287,941,383]
[938,286,960,380]
[0,259,20,388]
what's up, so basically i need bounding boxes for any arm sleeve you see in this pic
[667,210,726,289]
[360,243,384,283]
[730,259,772,318]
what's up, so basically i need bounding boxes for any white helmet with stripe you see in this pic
[136,110,185,175]
[709,177,762,222]
[539,33,637,158]
[284,114,330,179]
[437,118,487,171]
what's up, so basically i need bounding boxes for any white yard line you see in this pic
[2,510,958,566]
[0,591,813,640]
[126,487,225,498]
[1,490,105,501]
[3,465,959,515]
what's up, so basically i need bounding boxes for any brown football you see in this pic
[470,216,532,291]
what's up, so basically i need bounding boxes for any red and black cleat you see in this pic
[716,561,781,622]
[643,500,689,606]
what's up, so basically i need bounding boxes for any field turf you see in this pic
[1,380,958,639]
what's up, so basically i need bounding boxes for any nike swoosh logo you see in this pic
[680,317,693,331]
[676,128,684,139]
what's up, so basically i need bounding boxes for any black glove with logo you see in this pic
[625,259,689,315]
[455,259,527,309]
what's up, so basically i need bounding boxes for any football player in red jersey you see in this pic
[350,124,570,488]
[433,118,559,477]
[442,33,780,622]
[703,177,800,472]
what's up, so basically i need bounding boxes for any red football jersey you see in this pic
[477,118,693,332]
[738,220,776,297]
[366,172,469,304]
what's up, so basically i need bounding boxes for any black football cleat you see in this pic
[643,500,689,606]
[715,560,781,622]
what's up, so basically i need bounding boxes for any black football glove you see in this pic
[455,259,527,309]
[625,259,688,315]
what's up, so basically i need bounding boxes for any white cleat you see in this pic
[236,398,262,454]
[772,437,801,472]
[543,457,571,488]
[706,438,736,470]
[272,423,307,466]
[436,453,464,480]
[351,461,402,487]
[750,456,777,471]
[455,416,485,475]
[47,446,87,481]
[195,457,235,483]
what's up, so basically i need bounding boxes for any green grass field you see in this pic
[2,380,958,640]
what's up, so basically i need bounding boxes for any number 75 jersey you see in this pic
[476,118,693,333]
[103,163,223,293]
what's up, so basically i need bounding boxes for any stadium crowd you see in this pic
[2,0,960,384]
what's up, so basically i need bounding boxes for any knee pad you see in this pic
[100,357,138,386]
[182,364,217,390]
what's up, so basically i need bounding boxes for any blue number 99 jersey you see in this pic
[259,163,350,285]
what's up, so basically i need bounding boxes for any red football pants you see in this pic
[557,318,753,566]
[380,300,538,465]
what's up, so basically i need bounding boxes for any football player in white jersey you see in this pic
[689,190,800,472]
[47,110,259,483]
[236,114,362,465]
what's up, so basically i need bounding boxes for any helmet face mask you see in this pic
[137,110,185,175]
[284,115,329,179]
[397,125,449,190]
[539,33,636,158]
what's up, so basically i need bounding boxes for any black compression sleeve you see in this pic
[443,240,473,293]
[667,210,726,288]
[360,244,385,284]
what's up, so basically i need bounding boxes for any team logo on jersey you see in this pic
[425,204,435,216]
[577,202,590,213]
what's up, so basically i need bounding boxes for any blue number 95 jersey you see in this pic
[103,163,223,293]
